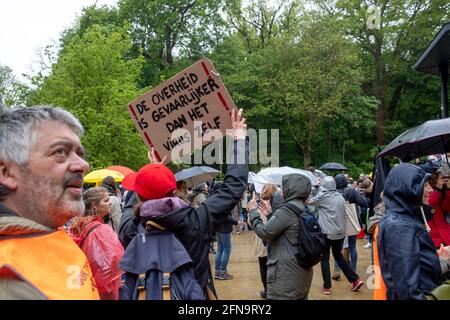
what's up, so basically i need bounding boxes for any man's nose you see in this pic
[70,154,90,175]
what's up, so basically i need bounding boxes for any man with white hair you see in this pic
[0,106,99,299]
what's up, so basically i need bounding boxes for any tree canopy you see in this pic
[4,0,449,178]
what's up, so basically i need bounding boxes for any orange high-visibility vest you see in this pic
[373,225,386,300]
[0,229,100,300]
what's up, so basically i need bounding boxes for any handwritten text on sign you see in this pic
[128,59,236,163]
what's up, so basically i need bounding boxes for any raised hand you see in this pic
[229,108,247,141]
[258,199,272,217]
[438,244,450,261]
[247,191,258,211]
[148,147,168,165]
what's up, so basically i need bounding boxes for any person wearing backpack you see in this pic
[119,194,205,300]
[118,108,248,299]
[248,174,314,300]
[307,176,364,295]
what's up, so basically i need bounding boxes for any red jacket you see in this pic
[428,190,450,247]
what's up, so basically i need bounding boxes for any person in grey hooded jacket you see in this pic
[248,174,313,300]
[307,176,363,295]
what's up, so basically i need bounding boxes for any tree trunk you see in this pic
[327,123,331,160]
[374,35,386,145]
[302,145,311,169]
[386,83,404,121]
[342,141,345,164]
[164,25,174,66]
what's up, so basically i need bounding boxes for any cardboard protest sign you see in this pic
[127,58,237,163]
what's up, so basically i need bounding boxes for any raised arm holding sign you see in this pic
[128,58,238,164]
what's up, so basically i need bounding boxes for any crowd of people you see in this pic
[0,105,449,300]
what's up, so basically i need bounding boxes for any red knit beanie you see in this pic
[122,164,176,200]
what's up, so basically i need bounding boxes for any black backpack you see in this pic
[283,203,327,269]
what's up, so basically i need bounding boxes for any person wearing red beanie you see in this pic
[119,108,249,299]
[123,164,177,201]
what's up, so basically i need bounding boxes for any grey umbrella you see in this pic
[174,166,221,188]
[377,118,450,162]
[319,162,348,171]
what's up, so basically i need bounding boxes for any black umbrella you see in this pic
[174,166,221,188]
[319,162,348,171]
[377,118,450,162]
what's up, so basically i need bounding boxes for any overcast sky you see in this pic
[0,0,118,83]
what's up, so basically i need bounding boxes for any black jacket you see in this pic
[335,174,369,208]
[213,214,238,234]
[209,181,239,234]
[118,192,139,249]
[118,139,249,298]
[377,164,442,300]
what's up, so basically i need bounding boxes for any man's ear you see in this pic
[0,161,19,191]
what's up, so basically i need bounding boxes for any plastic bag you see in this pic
[78,222,124,299]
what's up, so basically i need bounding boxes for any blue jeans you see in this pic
[215,232,232,272]
[334,235,358,272]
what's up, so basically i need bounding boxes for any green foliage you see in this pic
[118,0,228,86]
[9,0,448,175]
[256,15,372,168]
[0,63,29,107]
[319,0,450,144]
[31,25,148,170]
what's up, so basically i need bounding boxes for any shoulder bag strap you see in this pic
[79,223,101,248]
[278,203,303,255]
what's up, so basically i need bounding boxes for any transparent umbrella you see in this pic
[252,166,319,193]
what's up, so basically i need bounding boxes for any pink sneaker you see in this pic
[322,288,331,295]
[351,278,364,291]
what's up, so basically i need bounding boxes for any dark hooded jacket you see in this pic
[271,190,283,213]
[209,181,239,234]
[377,163,442,300]
[335,174,369,209]
[119,140,248,299]
[249,174,314,300]
[118,192,139,249]
[335,174,369,232]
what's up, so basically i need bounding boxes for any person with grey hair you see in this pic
[307,176,364,295]
[0,106,99,299]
